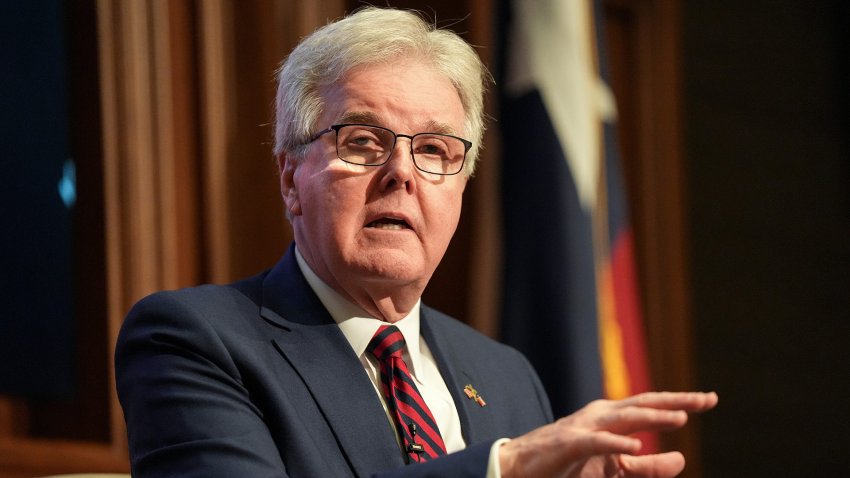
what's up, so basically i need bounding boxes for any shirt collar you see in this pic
[294,246,426,382]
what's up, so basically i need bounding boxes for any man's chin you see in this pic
[348,251,428,284]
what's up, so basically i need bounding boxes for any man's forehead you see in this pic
[316,60,466,136]
[336,111,457,135]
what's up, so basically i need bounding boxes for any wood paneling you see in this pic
[603,0,700,474]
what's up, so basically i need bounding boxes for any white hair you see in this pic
[273,7,490,175]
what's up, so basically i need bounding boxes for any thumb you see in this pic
[619,451,685,477]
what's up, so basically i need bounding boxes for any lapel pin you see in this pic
[463,384,486,407]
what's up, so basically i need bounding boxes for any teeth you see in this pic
[370,222,406,230]
[367,216,410,230]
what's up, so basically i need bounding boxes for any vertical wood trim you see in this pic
[95,0,129,454]
[634,0,695,388]
[467,0,501,338]
[197,0,236,283]
[640,1,702,473]
[151,0,202,289]
[152,0,182,290]
[125,1,161,297]
[604,0,700,473]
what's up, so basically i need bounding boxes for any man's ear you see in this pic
[278,152,302,217]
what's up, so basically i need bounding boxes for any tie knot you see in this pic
[367,325,406,361]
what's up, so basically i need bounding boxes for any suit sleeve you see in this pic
[115,291,289,478]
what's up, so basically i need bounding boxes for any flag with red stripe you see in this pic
[498,0,655,451]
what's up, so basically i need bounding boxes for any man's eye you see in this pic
[422,144,444,154]
[351,136,374,145]
[415,141,449,157]
[347,134,381,148]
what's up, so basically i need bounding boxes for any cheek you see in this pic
[312,180,365,232]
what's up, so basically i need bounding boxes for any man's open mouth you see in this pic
[366,218,411,230]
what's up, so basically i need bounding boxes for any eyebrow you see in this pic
[337,111,458,135]
[338,111,381,125]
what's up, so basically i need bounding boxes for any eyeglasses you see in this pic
[306,123,472,176]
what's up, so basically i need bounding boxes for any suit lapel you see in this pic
[259,247,404,476]
[420,308,496,445]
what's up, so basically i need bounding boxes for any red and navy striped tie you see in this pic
[368,325,447,463]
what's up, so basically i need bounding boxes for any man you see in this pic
[116,7,716,477]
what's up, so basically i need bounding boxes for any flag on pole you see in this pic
[498,0,655,450]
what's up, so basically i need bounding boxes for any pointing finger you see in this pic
[619,391,718,412]
[595,407,689,435]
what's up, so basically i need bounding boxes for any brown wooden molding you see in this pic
[0,438,128,478]
[467,0,502,338]
[603,0,700,474]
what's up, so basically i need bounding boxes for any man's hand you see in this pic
[499,391,718,478]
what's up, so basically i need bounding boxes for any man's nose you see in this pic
[378,138,416,192]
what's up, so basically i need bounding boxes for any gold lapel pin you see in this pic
[463,384,486,407]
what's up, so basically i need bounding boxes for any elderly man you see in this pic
[116,7,716,478]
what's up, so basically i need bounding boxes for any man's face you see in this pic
[282,58,469,301]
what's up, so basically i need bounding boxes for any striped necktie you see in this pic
[367,325,447,463]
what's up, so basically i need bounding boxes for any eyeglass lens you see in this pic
[335,124,465,175]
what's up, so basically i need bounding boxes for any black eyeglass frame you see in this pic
[305,123,472,176]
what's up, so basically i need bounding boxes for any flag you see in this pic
[498,0,655,450]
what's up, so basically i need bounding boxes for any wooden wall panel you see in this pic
[197,0,237,283]
[603,0,700,474]
[466,0,503,338]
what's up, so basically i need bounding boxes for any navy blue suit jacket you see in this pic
[116,245,553,477]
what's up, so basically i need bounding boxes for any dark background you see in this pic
[0,0,76,398]
[683,1,850,475]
